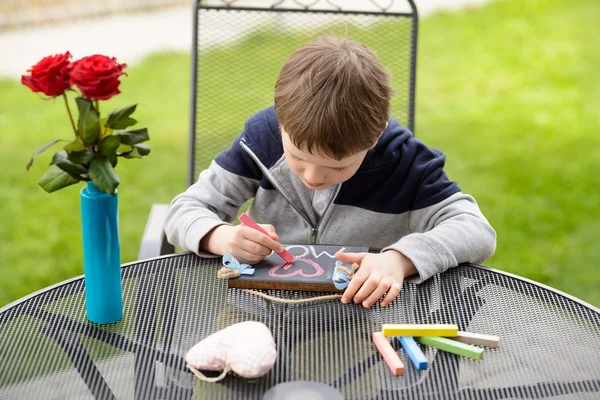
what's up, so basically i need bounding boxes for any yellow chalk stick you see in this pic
[382,324,458,337]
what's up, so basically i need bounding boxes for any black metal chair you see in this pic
[138,0,420,259]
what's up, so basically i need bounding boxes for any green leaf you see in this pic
[99,118,114,139]
[52,151,88,175]
[116,143,132,153]
[26,139,68,170]
[89,156,120,194]
[75,97,100,146]
[106,104,138,129]
[122,150,139,158]
[122,144,151,159]
[68,149,94,165]
[98,135,121,167]
[134,143,151,156]
[108,154,118,168]
[114,128,149,145]
[38,165,80,193]
[99,135,122,157]
[64,137,87,152]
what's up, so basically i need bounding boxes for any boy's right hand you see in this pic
[201,224,284,264]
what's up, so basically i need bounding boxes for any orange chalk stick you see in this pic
[372,332,405,376]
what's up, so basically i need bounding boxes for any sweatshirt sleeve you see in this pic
[384,192,497,283]
[164,134,262,255]
[382,144,496,283]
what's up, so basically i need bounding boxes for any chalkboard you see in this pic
[227,245,368,292]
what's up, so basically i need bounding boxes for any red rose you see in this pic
[21,51,73,97]
[70,55,127,101]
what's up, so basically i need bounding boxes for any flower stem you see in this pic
[63,93,77,137]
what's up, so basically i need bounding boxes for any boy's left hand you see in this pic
[335,250,417,308]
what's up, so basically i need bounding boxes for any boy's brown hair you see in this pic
[274,35,394,160]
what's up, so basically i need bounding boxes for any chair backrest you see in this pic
[188,0,419,186]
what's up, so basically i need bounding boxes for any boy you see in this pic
[165,36,496,308]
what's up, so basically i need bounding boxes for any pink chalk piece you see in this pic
[451,331,500,348]
[239,213,295,263]
[372,332,405,376]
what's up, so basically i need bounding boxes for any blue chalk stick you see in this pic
[397,336,428,370]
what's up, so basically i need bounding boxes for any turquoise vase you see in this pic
[80,180,123,324]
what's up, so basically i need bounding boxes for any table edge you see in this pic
[0,253,191,314]
[467,263,600,314]
[1,254,598,316]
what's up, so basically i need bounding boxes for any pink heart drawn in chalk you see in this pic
[268,258,324,278]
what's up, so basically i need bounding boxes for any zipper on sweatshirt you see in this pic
[240,139,340,244]
[310,228,318,244]
[311,184,341,244]
[240,140,313,227]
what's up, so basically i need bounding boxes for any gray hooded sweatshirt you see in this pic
[165,107,496,283]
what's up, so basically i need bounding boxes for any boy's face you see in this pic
[281,128,369,190]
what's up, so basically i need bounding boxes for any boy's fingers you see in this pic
[362,279,391,308]
[335,251,366,264]
[341,266,370,303]
[258,223,279,240]
[242,226,284,253]
[240,240,272,257]
[380,282,402,307]
[353,274,382,304]
[234,248,264,264]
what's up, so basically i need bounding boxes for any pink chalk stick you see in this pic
[372,332,405,376]
[238,213,294,263]
[452,331,500,348]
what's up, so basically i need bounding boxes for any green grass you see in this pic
[416,0,600,305]
[1,0,599,309]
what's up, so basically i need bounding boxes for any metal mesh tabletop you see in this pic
[1,253,599,399]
